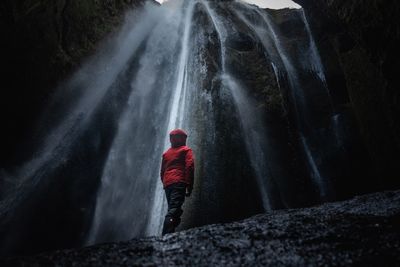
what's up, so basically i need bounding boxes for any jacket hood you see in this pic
[169,129,187,137]
[169,129,187,147]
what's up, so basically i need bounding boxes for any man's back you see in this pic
[161,145,194,188]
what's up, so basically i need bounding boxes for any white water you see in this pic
[86,1,199,244]
[223,75,273,210]
[0,3,160,217]
[0,0,350,249]
[202,0,227,72]
[232,3,333,198]
[146,0,196,236]
[299,9,327,86]
[300,135,326,197]
[202,1,286,210]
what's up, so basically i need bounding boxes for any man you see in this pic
[160,129,195,235]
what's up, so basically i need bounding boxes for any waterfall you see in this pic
[202,1,280,210]
[0,2,160,218]
[202,0,227,71]
[232,2,335,199]
[0,0,366,252]
[146,0,196,236]
[222,75,273,210]
[87,0,197,244]
[298,9,327,86]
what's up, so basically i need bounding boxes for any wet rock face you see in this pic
[293,0,400,188]
[0,0,151,166]
[2,190,399,266]
[226,32,255,51]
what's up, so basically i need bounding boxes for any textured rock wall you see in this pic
[294,0,400,188]
[0,0,152,166]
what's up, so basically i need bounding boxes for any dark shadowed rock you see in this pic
[2,190,399,266]
[293,0,400,191]
[226,32,255,51]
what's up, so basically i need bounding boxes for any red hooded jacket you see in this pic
[160,129,195,189]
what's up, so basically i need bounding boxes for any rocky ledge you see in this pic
[2,190,400,266]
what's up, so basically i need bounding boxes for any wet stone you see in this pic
[1,190,399,266]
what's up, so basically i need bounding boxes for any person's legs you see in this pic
[162,182,186,235]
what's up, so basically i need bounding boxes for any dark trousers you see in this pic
[162,182,186,235]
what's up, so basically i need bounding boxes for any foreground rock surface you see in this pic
[2,190,400,266]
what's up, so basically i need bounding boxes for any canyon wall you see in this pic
[294,0,400,189]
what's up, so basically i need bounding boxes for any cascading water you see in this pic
[0,0,371,254]
[222,75,273,210]
[299,9,327,87]
[0,3,161,219]
[87,0,197,244]
[203,1,284,210]
[147,0,195,236]
[232,2,341,199]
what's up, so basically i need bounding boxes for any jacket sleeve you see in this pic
[185,149,195,189]
[160,154,165,183]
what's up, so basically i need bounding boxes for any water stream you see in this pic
[0,0,361,250]
[232,2,339,199]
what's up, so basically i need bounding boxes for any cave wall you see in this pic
[294,0,400,188]
[0,0,152,167]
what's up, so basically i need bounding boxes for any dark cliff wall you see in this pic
[294,0,400,188]
[0,0,151,167]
